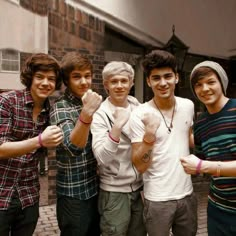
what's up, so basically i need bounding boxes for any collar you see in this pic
[24,88,50,112]
[64,88,83,105]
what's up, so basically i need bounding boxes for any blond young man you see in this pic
[91,61,146,236]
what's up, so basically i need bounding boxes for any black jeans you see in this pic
[57,194,100,236]
[208,202,236,236]
[0,197,39,236]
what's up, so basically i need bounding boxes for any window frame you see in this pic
[0,49,20,73]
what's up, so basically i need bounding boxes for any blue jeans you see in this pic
[144,193,198,236]
[0,197,39,236]
[208,202,236,236]
[99,189,146,236]
[56,194,100,236]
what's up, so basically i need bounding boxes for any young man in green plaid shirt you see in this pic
[50,52,102,236]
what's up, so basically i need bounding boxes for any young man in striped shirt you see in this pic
[180,61,236,236]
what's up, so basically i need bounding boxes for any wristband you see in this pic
[38,133,43,147]
[79,115,92,125]
[215,162,221,177]
[196,159,202,175]
[108,132,120,143]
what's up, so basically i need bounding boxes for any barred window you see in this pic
[0,49,20,72]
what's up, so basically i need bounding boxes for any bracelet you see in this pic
[79,115,92,125]
[196,159,202,175]
[216,162,221,177]
[143,137,156,146]
[108,132,120,143]
[38,133,43,147]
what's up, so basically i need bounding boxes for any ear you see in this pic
[103,81,109,94]
[175,74,179,84]
[146,77,151,87]
[129,79,134,89]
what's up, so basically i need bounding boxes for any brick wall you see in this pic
[47,0,106,204]
[20,0,48,16]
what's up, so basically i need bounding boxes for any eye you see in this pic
[194,83,201,88]
[85,74,92,79]
[152,77,160,81]
[35,74,43,79]
[48,77,56,82]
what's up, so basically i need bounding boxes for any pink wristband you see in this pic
[38,133,43,147]
[79,115,92,125]
[196,159,202,175]
[108,132,120,143]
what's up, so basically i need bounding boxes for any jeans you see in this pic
[144,193,198,236]
[98,189,146,236]
[56,194,100,236]
[0,197,39,236]
[208,201,236,236]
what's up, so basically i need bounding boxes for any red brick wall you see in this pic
[20,0,48,16]
[47,0,106,204]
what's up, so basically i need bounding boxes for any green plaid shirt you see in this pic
[50,89,98,200]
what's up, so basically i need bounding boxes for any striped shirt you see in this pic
[0,89,49,210]
[194,98,236,213]
[50,89,98,200]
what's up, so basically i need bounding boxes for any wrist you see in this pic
[79,115,92,125]
[196,159,202,175]
[214,162,221,177]
[143,134,156,146]
[108,132,120,143]
[38,133,43,147]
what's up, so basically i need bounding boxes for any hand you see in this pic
[81,89,102,119]
[40,125,63,148]
[113,107,130,129]
[142,112,161,135]
[180,154,201,175]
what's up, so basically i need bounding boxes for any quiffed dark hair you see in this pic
[60,52,93,86]
[142,50,177,77]
[20,53,61,90]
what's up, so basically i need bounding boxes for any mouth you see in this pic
[201,93,213,99]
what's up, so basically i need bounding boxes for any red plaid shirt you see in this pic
[0,89,49,210]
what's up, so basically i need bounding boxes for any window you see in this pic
[0,49,20,72]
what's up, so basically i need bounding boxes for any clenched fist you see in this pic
[81,89,102,117]
[40,125,63,148]
[113,107,130,129]
[142,112,161,135]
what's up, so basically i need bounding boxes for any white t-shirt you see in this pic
[130,96,194,201]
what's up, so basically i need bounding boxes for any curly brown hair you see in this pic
[20,53,62,90]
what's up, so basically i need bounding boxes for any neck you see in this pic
[108,97,129,108]
[153,96,175,110]
[206,96,229,114]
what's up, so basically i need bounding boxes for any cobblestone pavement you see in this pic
[33,176,209,236]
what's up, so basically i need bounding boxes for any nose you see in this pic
[159,78,167,86]
[80,77,87,84]
[202,83,209,91]
[117,81,122,87]
[41,78,49,85]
